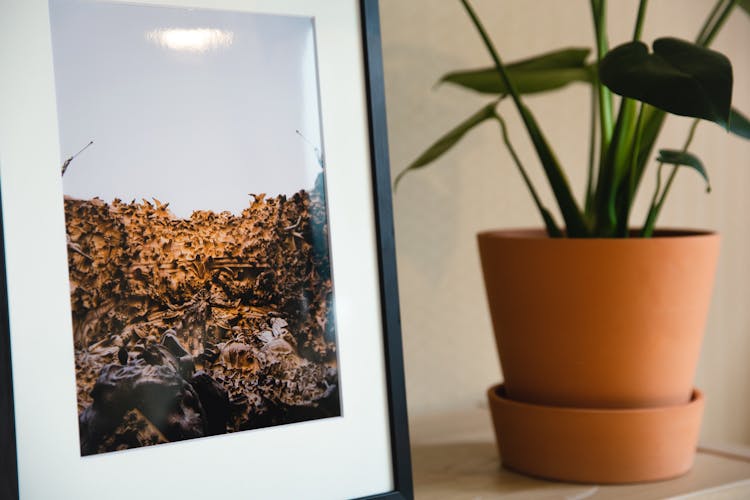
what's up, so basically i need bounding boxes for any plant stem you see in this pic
[641,163,665,237]
[696,0,728,44]
[61,140,94,176]
[632,0,649,41]
[641,119,700,237]
[590,0,613,161]
[458,1,522,118]
[459,0,586,236]
[594,96,637,237]
[611,0,648,237]
[614,103,646,237]
[655,123,699,208]
[494,114,562,237]
[585,86,598,218]
[697,0,737,46]
[628,103,646,200]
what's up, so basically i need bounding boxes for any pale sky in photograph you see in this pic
[50,0,324,218]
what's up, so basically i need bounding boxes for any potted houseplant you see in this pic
[395,0,750,484]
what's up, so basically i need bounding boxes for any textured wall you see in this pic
[381,0,750,445]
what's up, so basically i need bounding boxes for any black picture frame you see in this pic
[0,0,411,498]
[0,180,17,500]
[358,1,413,498]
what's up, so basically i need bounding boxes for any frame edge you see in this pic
[0,180,20,500]
[358,1,413,499]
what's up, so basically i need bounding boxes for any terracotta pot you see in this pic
[477,229,719,408]
[487,384,704,483]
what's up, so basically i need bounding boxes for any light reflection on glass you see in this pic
[146,28,234,53]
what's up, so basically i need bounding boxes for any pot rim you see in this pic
[488,384,703,414]
[477,228,718,241]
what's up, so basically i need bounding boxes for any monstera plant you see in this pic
[396,0,750,238]
[395,0,750,484]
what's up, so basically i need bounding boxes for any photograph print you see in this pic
[49,0,340,456]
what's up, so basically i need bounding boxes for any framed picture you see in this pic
[0,0,411,498]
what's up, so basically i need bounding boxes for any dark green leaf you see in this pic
[440,48,593,95]
[494,113,563,238]
[541,208,564,238]
[599,37,733,126]
[729,107,750,139]
[394,101,498,187]
[657,149,711,192]
[739,0,750,17]
[517,104,588,236]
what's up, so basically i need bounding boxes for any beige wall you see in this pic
[380,0,750,445]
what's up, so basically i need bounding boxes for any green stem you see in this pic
[594,96,636,236]
[459,0,586,235]
[641,163,665,237]
[656,120,700,208]
[494,114,562,237]
[616,103,646,237]
[628,103,646,200]
[641,119,700,237]
[696,0,728,44]
[458,1,523,120]
[590,0,613,160]
[697,0,737,46]
[700,0,737,46]
[585,86,598,218]
[632,0,649,41]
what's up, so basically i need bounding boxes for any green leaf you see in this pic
[394,101,498,187]
[729,107,750,139]
[440,48,593,95]
[739,0,750,16]
[599,37,733,126]
[657,149,711,192]
[517,103,588,236]
[441,67,593,95]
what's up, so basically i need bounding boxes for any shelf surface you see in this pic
[410,408,750,499]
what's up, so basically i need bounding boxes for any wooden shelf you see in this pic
[410,409,750,499]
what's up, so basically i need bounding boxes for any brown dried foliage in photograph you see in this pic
[66,175,339,455]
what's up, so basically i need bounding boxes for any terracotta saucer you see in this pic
[487,383,704,484]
